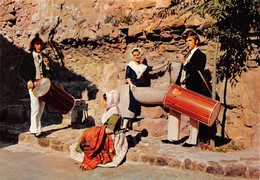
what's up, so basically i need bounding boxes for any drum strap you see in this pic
[198,70,212,95]
[55,77,65,90]
[167,62,173,84]
[197,72,231,139]
[59,82,64,90]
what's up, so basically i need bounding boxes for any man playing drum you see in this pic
[162,31,208,147]
[18,34,55,137]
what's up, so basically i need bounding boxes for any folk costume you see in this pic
[70,90,128,170]
[119,61,153,119]
[18,52,55,135]
[176,48,207,95]
[167,48,207,145]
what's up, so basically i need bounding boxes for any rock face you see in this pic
[0,0,259,149]
[216,68,260,149]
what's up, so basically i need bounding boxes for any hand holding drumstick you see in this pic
[43,57,50,68]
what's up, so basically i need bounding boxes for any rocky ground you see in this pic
[0,0,259,164]
[0,119,259,179]
[1,141,249,180]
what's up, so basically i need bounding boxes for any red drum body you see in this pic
[33,78,75,114]
[163,84,221,127]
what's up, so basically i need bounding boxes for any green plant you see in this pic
[120,11,135,25]
[194,0,259,82]
[113,20,119,27]
[157,7,175,19]
[40,26,49,35]
[200,140,244,152]
[121,15,132,25]
[154,41,160,49]
[104,16,114,24]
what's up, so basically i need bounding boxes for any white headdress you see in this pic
[128,48,147,79]
[101,90,120,125]
[130,47,142,59]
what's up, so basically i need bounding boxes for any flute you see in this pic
[180,46,189,54]
[178,46,189,58]
[169,47,189,62]
[168,47,189,84]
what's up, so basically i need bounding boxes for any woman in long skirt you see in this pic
[120,48,169,130]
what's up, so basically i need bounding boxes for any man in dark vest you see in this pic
[162,31,208,147]
[18,34,55,137]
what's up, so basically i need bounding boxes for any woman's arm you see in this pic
[126,78,135,90]
[151,59,170,71]
[125,66,136,90]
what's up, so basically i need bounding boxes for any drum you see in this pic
[163,84,221,127]
[131,86,167,105]
[33,78,76,114]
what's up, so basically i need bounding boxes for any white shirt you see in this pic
[32,51,43,79]
[180,48,199,87]
[184,47,198,66]
[33,51,42,63]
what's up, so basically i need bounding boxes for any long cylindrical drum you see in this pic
[131,87,167,105]
[163,84,221,127]
[33,78,76,114]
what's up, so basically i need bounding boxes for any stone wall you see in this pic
[0,0,259,149]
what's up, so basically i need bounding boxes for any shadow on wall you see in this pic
[0,34,98,147]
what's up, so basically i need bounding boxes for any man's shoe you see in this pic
[34,132,42,138]
[161,139,181,145]
[182,143,196,147]
[122,128,129,133]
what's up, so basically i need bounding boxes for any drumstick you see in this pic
[168,47,188,84]
[179,46,189,55]
[168,62,173,84]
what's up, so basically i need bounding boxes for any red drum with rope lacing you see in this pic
[163,84,221,127]
[33,78,75,114]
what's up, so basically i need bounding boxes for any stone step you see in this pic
[18,133,71,153]
[16,126,260,179]
[17,124,84,153]
[126,137,260,179]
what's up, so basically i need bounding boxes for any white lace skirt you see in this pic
[119,84,135,118]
